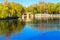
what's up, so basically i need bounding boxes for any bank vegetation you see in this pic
[0,2,60,18]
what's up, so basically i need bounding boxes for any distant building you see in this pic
[35,13,51,19]
[22,12,33,22]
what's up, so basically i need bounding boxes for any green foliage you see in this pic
[28,2,60,14]
[0,4,8,18]
[8,2,25,17]
[0,2,25,18]
[28,2,47,13]
[47,3,57,14]
[0,2,60,18]
[56,3,60,12]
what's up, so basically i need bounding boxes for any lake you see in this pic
[0,18,60,40]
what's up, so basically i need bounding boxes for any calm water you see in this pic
[0,18,60,40]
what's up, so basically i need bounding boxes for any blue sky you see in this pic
[0,0,60,7]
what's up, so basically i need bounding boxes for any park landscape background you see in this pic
[0,0,60,40]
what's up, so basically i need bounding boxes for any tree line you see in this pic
[0,2,60,18]
[28,2,60,14]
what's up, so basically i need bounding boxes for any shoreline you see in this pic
[0,14,60,20]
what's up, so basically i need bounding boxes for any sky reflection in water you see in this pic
[10,25,60,40]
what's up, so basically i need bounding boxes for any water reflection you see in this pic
[29,18,60,30]
[0,19,25,40]
[0,18,60,40]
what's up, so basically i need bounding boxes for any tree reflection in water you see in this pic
[0,18,60,40]
[30,18,60,30]
[0,19,25,40]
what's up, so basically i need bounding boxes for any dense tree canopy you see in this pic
[8,2,25,17]
[28,2,60,14]
[0,2,25,18]
[0,2,60,18]
[0,3,8,18]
